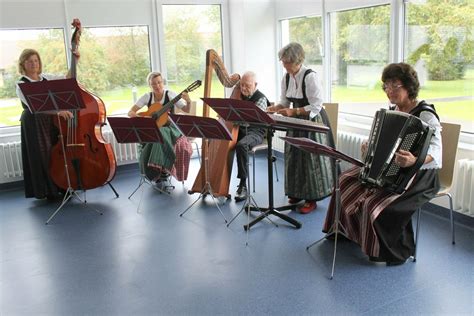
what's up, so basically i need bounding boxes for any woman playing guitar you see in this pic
[127,71,197,183]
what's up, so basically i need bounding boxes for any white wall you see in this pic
[228,0,277,101]
[0,0,154,28]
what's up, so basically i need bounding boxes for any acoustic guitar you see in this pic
[137,80,201,127]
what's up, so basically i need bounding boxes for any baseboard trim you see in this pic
[423,202,473,230]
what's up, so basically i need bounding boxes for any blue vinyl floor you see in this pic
[1,155,473,315]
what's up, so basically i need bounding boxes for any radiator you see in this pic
[102,129,139,165]
[1,142,23,179]
[453,159,474,216]
[336,131,367,171]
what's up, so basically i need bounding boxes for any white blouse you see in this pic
[135,90,186,109]
[278,65,323,119]
[418,109,442,170]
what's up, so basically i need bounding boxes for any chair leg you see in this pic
[413,208,421,262]
[252,152,256,193]
[194,142,201,163]
[272,151,279,182]
[447,193,456,244]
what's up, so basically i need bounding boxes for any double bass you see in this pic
[49,19,117,190]
[189,49,240,198]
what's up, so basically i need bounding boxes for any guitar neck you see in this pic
[152,91,184,118]
[150,80,200,119]
[164,92,183,111]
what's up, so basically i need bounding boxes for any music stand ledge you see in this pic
[281,136,363,279]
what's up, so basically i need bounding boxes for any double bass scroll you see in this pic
[190,49,240,198]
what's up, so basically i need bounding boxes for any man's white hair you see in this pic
[242,71,257,82]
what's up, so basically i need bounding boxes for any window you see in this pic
[162,4,224,115]
[0,28,67,127]
[330,5,391,117]
[280,16,323,78]
[405,0,474,133]
[78,26,151,116]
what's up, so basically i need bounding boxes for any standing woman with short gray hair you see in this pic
[267,42,336,214]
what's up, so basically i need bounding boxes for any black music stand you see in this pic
[281,136,363,279]
[169,114,232,223]
[203,97,304,231]
[107,117,168,211]
[19,78,103,224]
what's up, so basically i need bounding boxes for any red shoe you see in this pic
[288,197,303,204]
[299,200,317,214]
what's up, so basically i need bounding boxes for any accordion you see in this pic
[359,109,434,194]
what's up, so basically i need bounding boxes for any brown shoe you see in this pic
[299,200,317,214]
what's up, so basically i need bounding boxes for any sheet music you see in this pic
[267,113,328,133]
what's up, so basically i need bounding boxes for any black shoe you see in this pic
[234,185,248,202]
[325,233,350,242]
[386,259,406,266]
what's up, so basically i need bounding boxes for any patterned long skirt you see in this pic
[139,125,192,182]
[323,166,439,261]
[284,113,334,201]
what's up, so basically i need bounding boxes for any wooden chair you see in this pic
[323,103,338,147]
[413,121,461,261]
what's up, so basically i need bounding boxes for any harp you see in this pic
[189,49,241,198]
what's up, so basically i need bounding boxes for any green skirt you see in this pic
[284,114,334,201]
[138,124,182,180]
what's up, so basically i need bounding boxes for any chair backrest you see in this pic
[175,100,197,116]
[323,103,338,146]
[439,122,461,190]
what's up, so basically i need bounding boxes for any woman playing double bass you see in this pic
[15,48,77,200]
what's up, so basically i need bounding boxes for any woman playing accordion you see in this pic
[323,63,442,266]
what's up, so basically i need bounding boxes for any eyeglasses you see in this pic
[382,84,403,92]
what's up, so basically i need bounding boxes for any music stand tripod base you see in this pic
[170,114,233,224]
[280,136,364,279]
[46,186,102,224]
[179,180,228,223]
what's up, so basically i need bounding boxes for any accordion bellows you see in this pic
[359,109,434,194]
